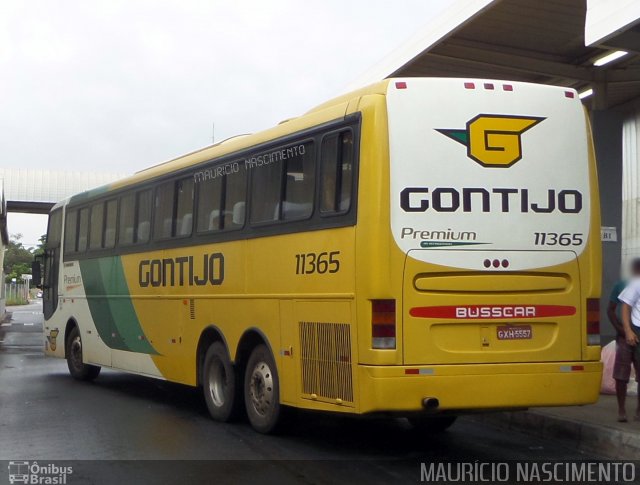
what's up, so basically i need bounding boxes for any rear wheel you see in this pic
[66,326,101,381]
[244,344,281,434]
[408,415,457,433]
[203,341,238,422]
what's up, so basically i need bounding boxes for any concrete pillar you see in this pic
[591,109,623,341]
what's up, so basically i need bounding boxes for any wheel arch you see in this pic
[63,318,79,358]
[195,325,230,387]
[234,327,276,376]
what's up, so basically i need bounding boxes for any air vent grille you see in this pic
[299,322,353,404]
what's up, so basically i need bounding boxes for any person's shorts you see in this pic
[613,334,640,383]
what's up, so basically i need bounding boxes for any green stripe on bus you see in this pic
[79,257,158,355]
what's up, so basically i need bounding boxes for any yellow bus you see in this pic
[34,78,602,433]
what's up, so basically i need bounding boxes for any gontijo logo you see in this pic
[436,114,544,167]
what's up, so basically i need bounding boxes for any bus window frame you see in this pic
[318,128,355,218]
[194,165,248,236]
[248,137,316,229]
[153,176,195,242]
[61,113,360,261]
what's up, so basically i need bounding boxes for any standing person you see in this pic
[608,278,629,421]
[617,258,640,422]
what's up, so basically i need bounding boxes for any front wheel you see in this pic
[66,326,101,381]
[244,344,281,434]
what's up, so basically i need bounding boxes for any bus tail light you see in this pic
[372,300,396,349]
[586,298,600,345]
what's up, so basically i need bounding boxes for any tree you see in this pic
[32,234,47,257]
[4,234,35,283]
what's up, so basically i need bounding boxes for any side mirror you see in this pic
[31,260,42,287]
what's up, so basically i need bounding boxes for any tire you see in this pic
[203,341,238,422]
[66,326,101,381]
[244,344,281,434]
[408,415,457,433]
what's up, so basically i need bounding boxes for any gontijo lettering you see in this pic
[139,253,224,287]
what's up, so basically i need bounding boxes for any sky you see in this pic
[1,0,454,248]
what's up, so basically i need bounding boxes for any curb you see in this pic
[470,410,640,459]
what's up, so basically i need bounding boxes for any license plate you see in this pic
[497,325,532,340]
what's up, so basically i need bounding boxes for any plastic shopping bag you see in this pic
[600,340,617,395]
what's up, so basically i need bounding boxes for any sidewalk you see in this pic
[472,395,640,459]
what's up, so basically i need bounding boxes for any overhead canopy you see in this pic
[350,0,640,110]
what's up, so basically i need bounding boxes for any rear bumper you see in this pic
[357,361,602,414]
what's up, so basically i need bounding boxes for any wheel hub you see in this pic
[71,336,82,369]
[208,358,227,407]
[249,361,273,416]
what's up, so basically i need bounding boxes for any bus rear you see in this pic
[359,78,602,415]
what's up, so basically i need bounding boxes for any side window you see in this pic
[64,209,77,254]
[175,178,194,237]
[104,199,118,249]
[89,203,104,250]
[250,141,314,224]
[154,181,175,239]
[154,178,194,239]
[321,130,354,214]
[47,210,63,248]
[119,190,151,246]
[250,156,282,223]
[136,190,152,244]
[119,194,135,245]
[224,168,247,229]
[197,167,247,233]
[196,176,223,232]
[283,143,315,220]
[77,208,90,252]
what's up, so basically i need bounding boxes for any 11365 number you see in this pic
[295,251,340,274]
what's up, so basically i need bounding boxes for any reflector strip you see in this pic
[404,368,434,375]
[560,365,584,372]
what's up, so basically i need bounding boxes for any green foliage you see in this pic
[32,234,47,257]
[4,234,41,284]
[6,296,29,306]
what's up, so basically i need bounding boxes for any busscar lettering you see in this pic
[400,187,583,214]
[455,306,536,318]
[139,253,224,287]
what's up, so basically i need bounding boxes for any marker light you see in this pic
[586,298,600,346]
[593,50,628,67]
[484,83,494,90]
[565,90,575,98]
[464,82,475,89]
[578,88,593,100]
[372,300,396,349]
[395,81,407,89]
[502,84,513,91]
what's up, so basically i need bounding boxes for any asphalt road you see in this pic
[0,301,604,484]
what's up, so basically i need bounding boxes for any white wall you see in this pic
[622,110,640,277]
